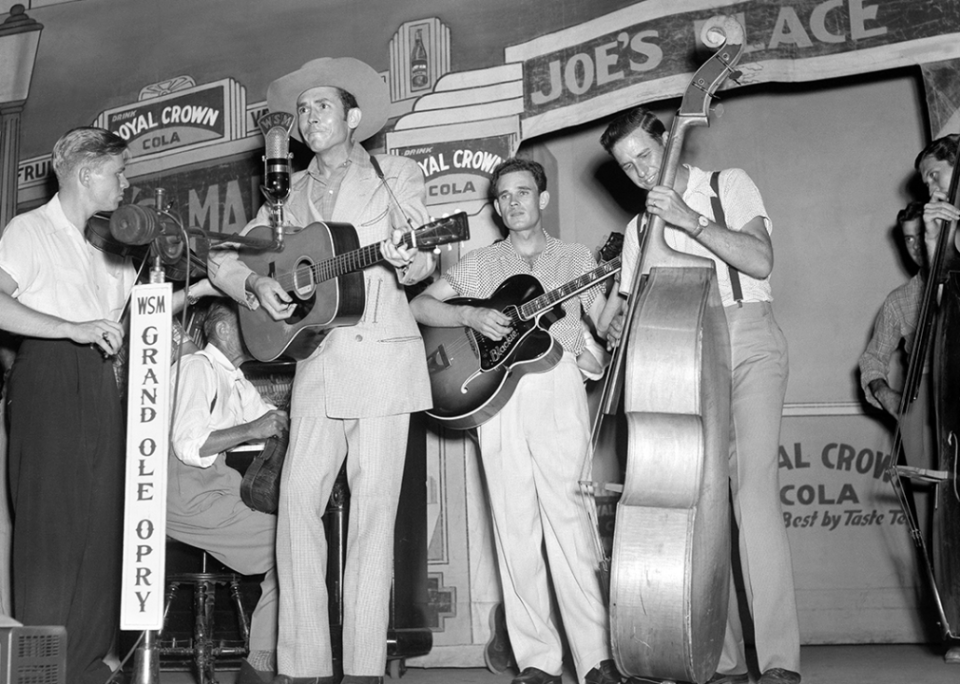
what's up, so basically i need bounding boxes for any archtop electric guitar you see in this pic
[422,255,620,429]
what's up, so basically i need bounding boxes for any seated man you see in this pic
[168,299,289,684]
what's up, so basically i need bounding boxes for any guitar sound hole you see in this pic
[285,293,315,325]
[284,257,317,325]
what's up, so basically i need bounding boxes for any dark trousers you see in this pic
[7,339,124,684]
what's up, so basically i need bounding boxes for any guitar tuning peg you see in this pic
[433,246,441,254]
[711,103,725,119]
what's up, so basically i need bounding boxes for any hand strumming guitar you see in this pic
[245,273,294,321]
[463,307,513,341]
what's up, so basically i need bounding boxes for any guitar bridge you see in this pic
[426,344,450,374]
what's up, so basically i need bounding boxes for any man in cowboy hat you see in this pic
[207,57,434,684]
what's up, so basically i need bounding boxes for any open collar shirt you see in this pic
[0,193,136,322]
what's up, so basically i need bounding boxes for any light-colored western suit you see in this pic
[208,146,432,678]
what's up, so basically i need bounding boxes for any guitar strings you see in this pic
[268,235,420,293]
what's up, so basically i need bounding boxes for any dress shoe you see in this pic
[236,660,273,684]
[340,677,382,684]
[585,659,622,684]
[707,672,749,684]
[511,667,562,684]
[757,668,800,684]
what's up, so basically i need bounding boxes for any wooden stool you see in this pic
[161,541,250,684]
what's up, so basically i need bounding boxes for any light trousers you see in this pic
[716,302,801,676]
[276,411,410,677]
[478,355,611,682]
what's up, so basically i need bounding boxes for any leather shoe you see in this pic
[511,667,562,684]
[945,646,960,664]
[707,672,749,684]
[236,660,272,684]
[758,669,800,684]
[585,660,622,684]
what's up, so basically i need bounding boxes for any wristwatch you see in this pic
[692,214,709,238]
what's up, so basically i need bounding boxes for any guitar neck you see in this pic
[307,230,422,284]
[518,257,621,320]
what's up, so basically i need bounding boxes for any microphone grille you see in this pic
[109,203,157,245]
[265,126,289,160]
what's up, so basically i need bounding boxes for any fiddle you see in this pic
[85,213,149,262]
[86,205,210,282]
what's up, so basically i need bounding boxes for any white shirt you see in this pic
[0,194,136,321]
[170,344,274,468]
[620,166,773,307]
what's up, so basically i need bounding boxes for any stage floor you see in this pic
[136,643,958,684]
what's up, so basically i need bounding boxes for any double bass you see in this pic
[604,17,744,684]
[889,138,960,650]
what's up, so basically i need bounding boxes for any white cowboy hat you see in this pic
[266,57,389,143]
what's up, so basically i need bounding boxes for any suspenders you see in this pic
[709,171,744,306]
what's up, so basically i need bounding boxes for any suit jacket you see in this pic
[208,146,433,418]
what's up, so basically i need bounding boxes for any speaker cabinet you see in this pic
[0,626,67,684]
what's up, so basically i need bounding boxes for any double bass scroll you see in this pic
[608,16,744,684]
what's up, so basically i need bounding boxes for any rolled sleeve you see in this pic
[170,358,219,468]
[858,303,899,409]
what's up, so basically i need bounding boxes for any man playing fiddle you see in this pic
[599,106,801,684]
[0,126,135,684]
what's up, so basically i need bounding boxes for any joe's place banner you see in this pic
[506,0,960,138]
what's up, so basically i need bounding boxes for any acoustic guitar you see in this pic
[238,213,470,362]
[421,255,621,430]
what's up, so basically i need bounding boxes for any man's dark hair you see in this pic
[52,127,128,182]
[914,134,960,170]
[202,299,240,346]
[600,106,667,154]
[490,157,547,196]
[897,201,924,226]
[337,88,359,116]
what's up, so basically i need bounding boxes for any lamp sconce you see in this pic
[0,3,43,228]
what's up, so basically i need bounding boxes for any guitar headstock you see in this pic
[597,232,624,264]
[678,16,745,122]
[407,212,471,250]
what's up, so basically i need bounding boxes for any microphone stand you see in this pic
[260,191,288,251]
